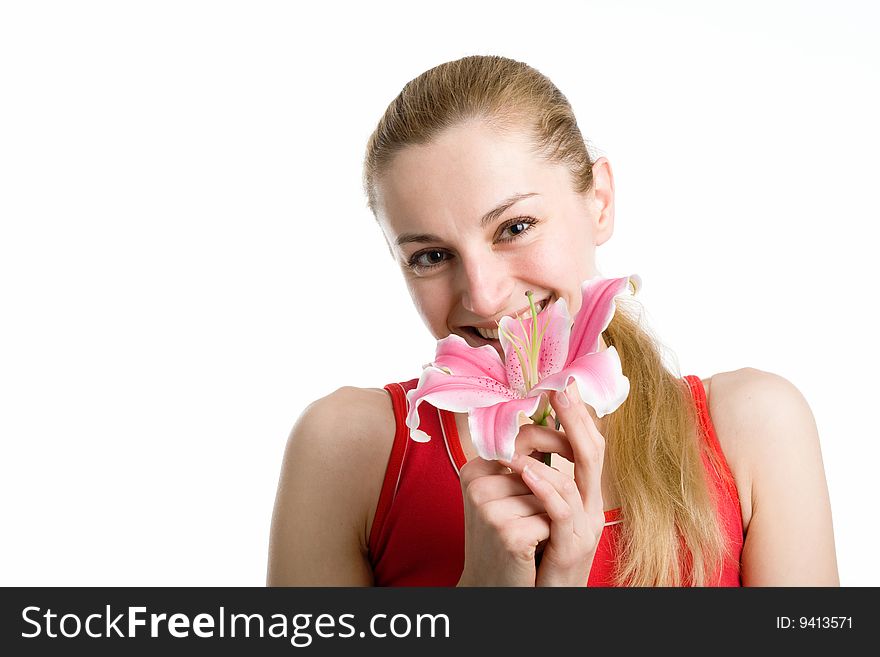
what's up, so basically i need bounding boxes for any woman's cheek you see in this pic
[515,248,567,281]
[412,289,451,338]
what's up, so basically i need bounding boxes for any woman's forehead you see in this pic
[376,122,572,233]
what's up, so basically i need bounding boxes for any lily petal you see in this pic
[531,346,630,417]
[430,333,508,382]
[405,367,517,442]
[498,297,572,392]
[567,275,639,363]
[535,296,572,380]
[497,315,527,393]
[467,395,543,462]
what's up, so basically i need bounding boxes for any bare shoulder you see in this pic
[705,366,819,470]
[266,385,397,586]
[281,385,395,486]
[702,367,810,525]
[702,367,838,584]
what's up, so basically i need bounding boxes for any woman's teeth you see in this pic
[473,298,548,340]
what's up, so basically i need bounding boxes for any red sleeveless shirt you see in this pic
[368,374,744,586]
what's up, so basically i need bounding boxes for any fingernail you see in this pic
[556,389,570,408]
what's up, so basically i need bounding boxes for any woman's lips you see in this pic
[463,325,500,347]
[459,296,552,350]
[461,327,505,359]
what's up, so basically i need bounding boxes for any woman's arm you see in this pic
[266,386,393,586]
[712,368,839,586]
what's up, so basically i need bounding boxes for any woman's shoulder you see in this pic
[295,385,397,452]
[292,384,398,478]
[704,366,817,454]
[268,385,399,584]
[701,367,821,533]
[292,385,399,542]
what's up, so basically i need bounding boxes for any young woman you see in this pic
[266,55,839,586]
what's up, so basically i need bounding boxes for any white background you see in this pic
[2,1,877,586]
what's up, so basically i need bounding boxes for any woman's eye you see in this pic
[409,250,447,270]
[497,217,538,242]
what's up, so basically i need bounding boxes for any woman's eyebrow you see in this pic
[480,192,540,226]
[395,192,540,246]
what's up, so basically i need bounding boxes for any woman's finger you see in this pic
[463,471,535,506]
[549,383,605,515]
[508,452,589,538]
[521,463,576,541]
[512,423,575,462]
[482,491,548,522]
[459,455,513,488]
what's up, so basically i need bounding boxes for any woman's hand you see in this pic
[504,383,608,586]
[456,383,607,586]
[457,454,552,586]
[458,457,550,586]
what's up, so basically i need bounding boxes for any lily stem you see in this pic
[529,395,556,467]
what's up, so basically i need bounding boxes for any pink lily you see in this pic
[405,274,640,462]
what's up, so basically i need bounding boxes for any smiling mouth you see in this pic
[472,325,502,340]
[462,297,550,344]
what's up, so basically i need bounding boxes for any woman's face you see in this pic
[374,119,615,358]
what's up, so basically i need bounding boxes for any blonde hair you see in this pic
[362,55,738,586]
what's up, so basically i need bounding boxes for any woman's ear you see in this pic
[590,157,615,246]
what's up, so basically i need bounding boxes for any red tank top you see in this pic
[368,374,744,586]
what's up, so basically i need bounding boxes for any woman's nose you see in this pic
[459,258,512,319]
